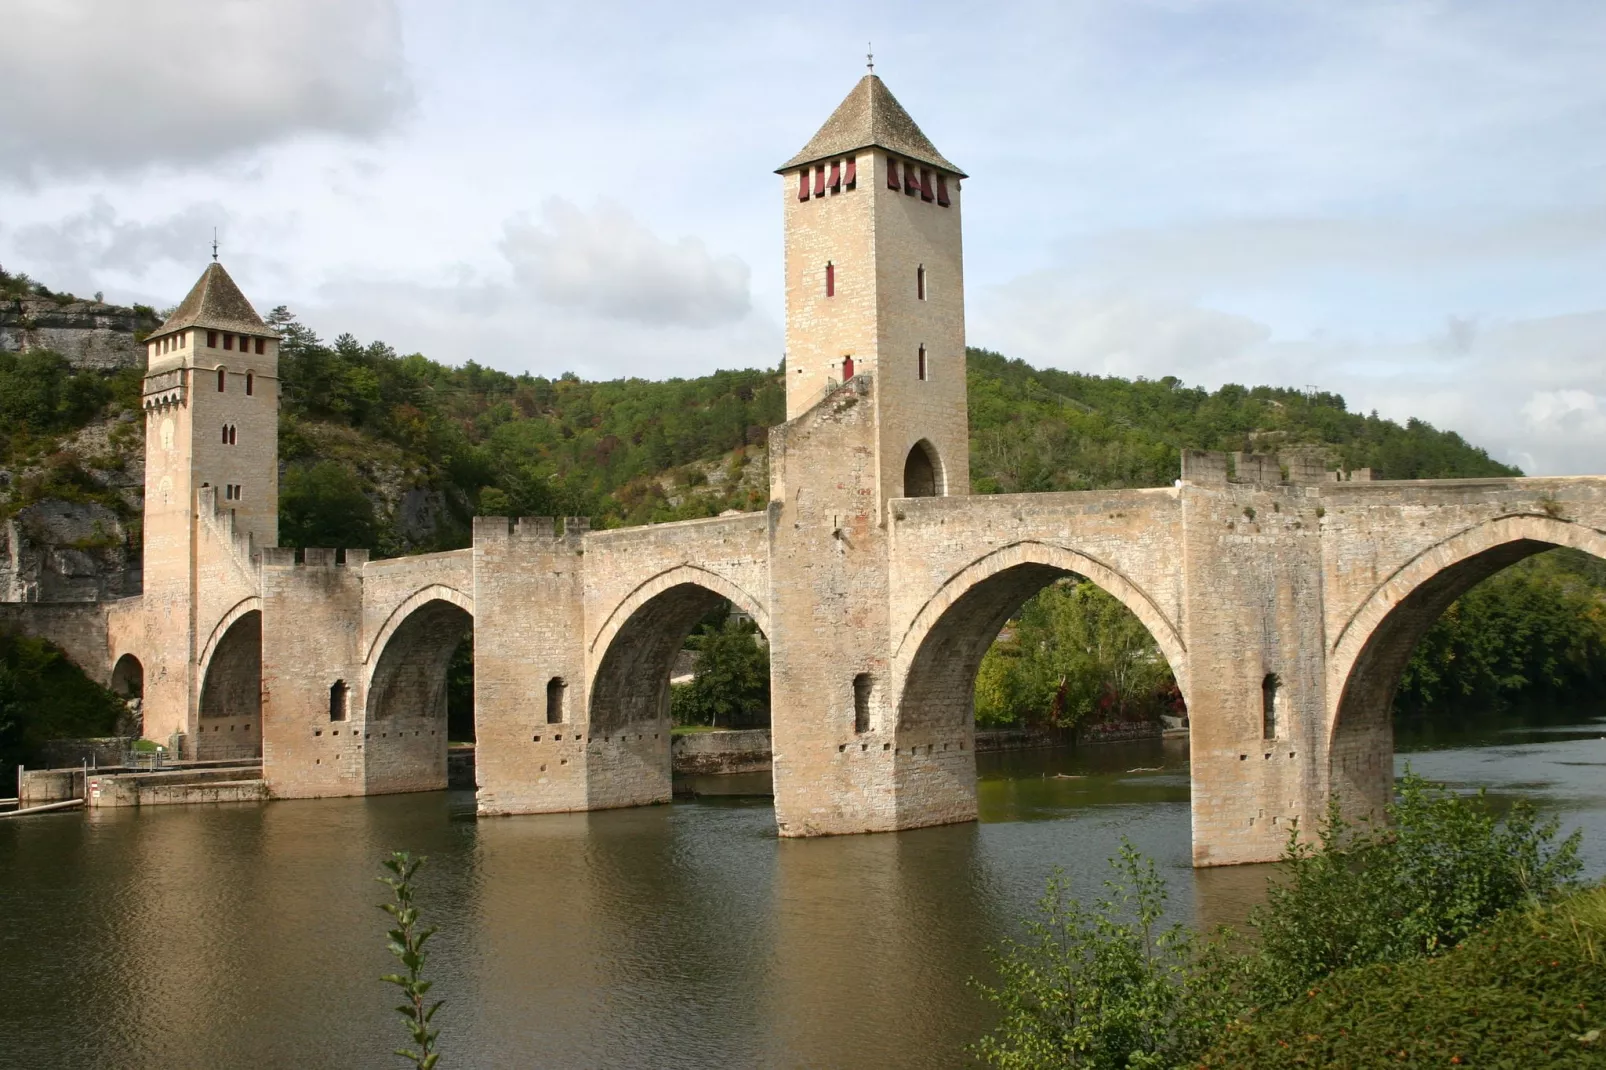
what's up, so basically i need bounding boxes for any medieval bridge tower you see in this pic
[129,263,281,760]
[66,68,1606,868]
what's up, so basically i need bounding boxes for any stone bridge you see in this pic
[15,71,1604,867]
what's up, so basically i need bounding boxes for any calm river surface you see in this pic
[3,711,1603,1070]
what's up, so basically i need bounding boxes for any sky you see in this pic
[1,0,1602,474]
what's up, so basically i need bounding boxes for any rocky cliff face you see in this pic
[1,499,141,602]
[1,293,155,370]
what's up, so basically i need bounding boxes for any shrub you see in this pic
[1200,885,1606,1067]
[972,843,1242,1069]
[1247,770,1583,1004]
[378,851,443,1069]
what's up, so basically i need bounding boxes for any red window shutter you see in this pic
[920,169,935,202]
[246,371,254,396]
[217,368,226,392]
[844,156,857,188]
[937,175,951,207]
[887,156,900,189]
[798,171,809,202]
[842,356,854,381]
[814,165,826,197]
[828,160,841,192]
[207,330,217,348]
[826,262,835,297]
[255,337,264,355]
[223,334,233,351]
[904,163,919,196]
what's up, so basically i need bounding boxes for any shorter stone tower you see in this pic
[138,262,280,752]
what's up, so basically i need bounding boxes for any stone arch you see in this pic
[1327,513,1606,813]
[588,565,768,660]
[902,439,943,498]
[111,652,144,700]
[588,566,770,734]
[893,540,1187,731]
[199,596,262,676]
[364,584,474,667]
[198,607,262,759]
[364,594,474,723]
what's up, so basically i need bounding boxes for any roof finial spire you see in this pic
[211,228,219,263]
[866,43,874,74]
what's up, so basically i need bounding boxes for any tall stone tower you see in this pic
[766,74,977,836]
[776,72,970,504]
[138,261,280,749]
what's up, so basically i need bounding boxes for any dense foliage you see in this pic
[0,629,127,787]
[974,579,1179,729]
[1199,886,1606,1067]
[1248,773,1583,1005]
[1398,549,1606,714]
[269,307,782,552]
[975,774,1586,1068]
[966,348,1518,494]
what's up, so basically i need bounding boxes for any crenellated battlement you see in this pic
[472,515,589,546]
[1180,449,1375,487]
[259,546,371,569]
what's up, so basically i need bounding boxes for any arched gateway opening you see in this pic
[198,609,262,760]
[902,440,942,498]
[897,544,1187,736]
[1329,515,1606,818]
[110,653,144,738]
[365,592,474,794]
[587,569,771,807]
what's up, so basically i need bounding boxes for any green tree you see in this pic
[975,579,1176,728]
[279,460,378,550]
[669,616,770,729]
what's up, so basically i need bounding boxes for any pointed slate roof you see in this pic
[778,74,965,177]
[150,261,277,341]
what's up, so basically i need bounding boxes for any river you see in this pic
[3,709,1603,1069]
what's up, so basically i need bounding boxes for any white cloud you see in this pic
[500,200,752,328]
[8,198,229,280]
[976,274,1270,379]
[286,203,772,379]
[975,272,1606,477]
[0,0,412,181]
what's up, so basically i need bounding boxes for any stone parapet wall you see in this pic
[671,729,773,775]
